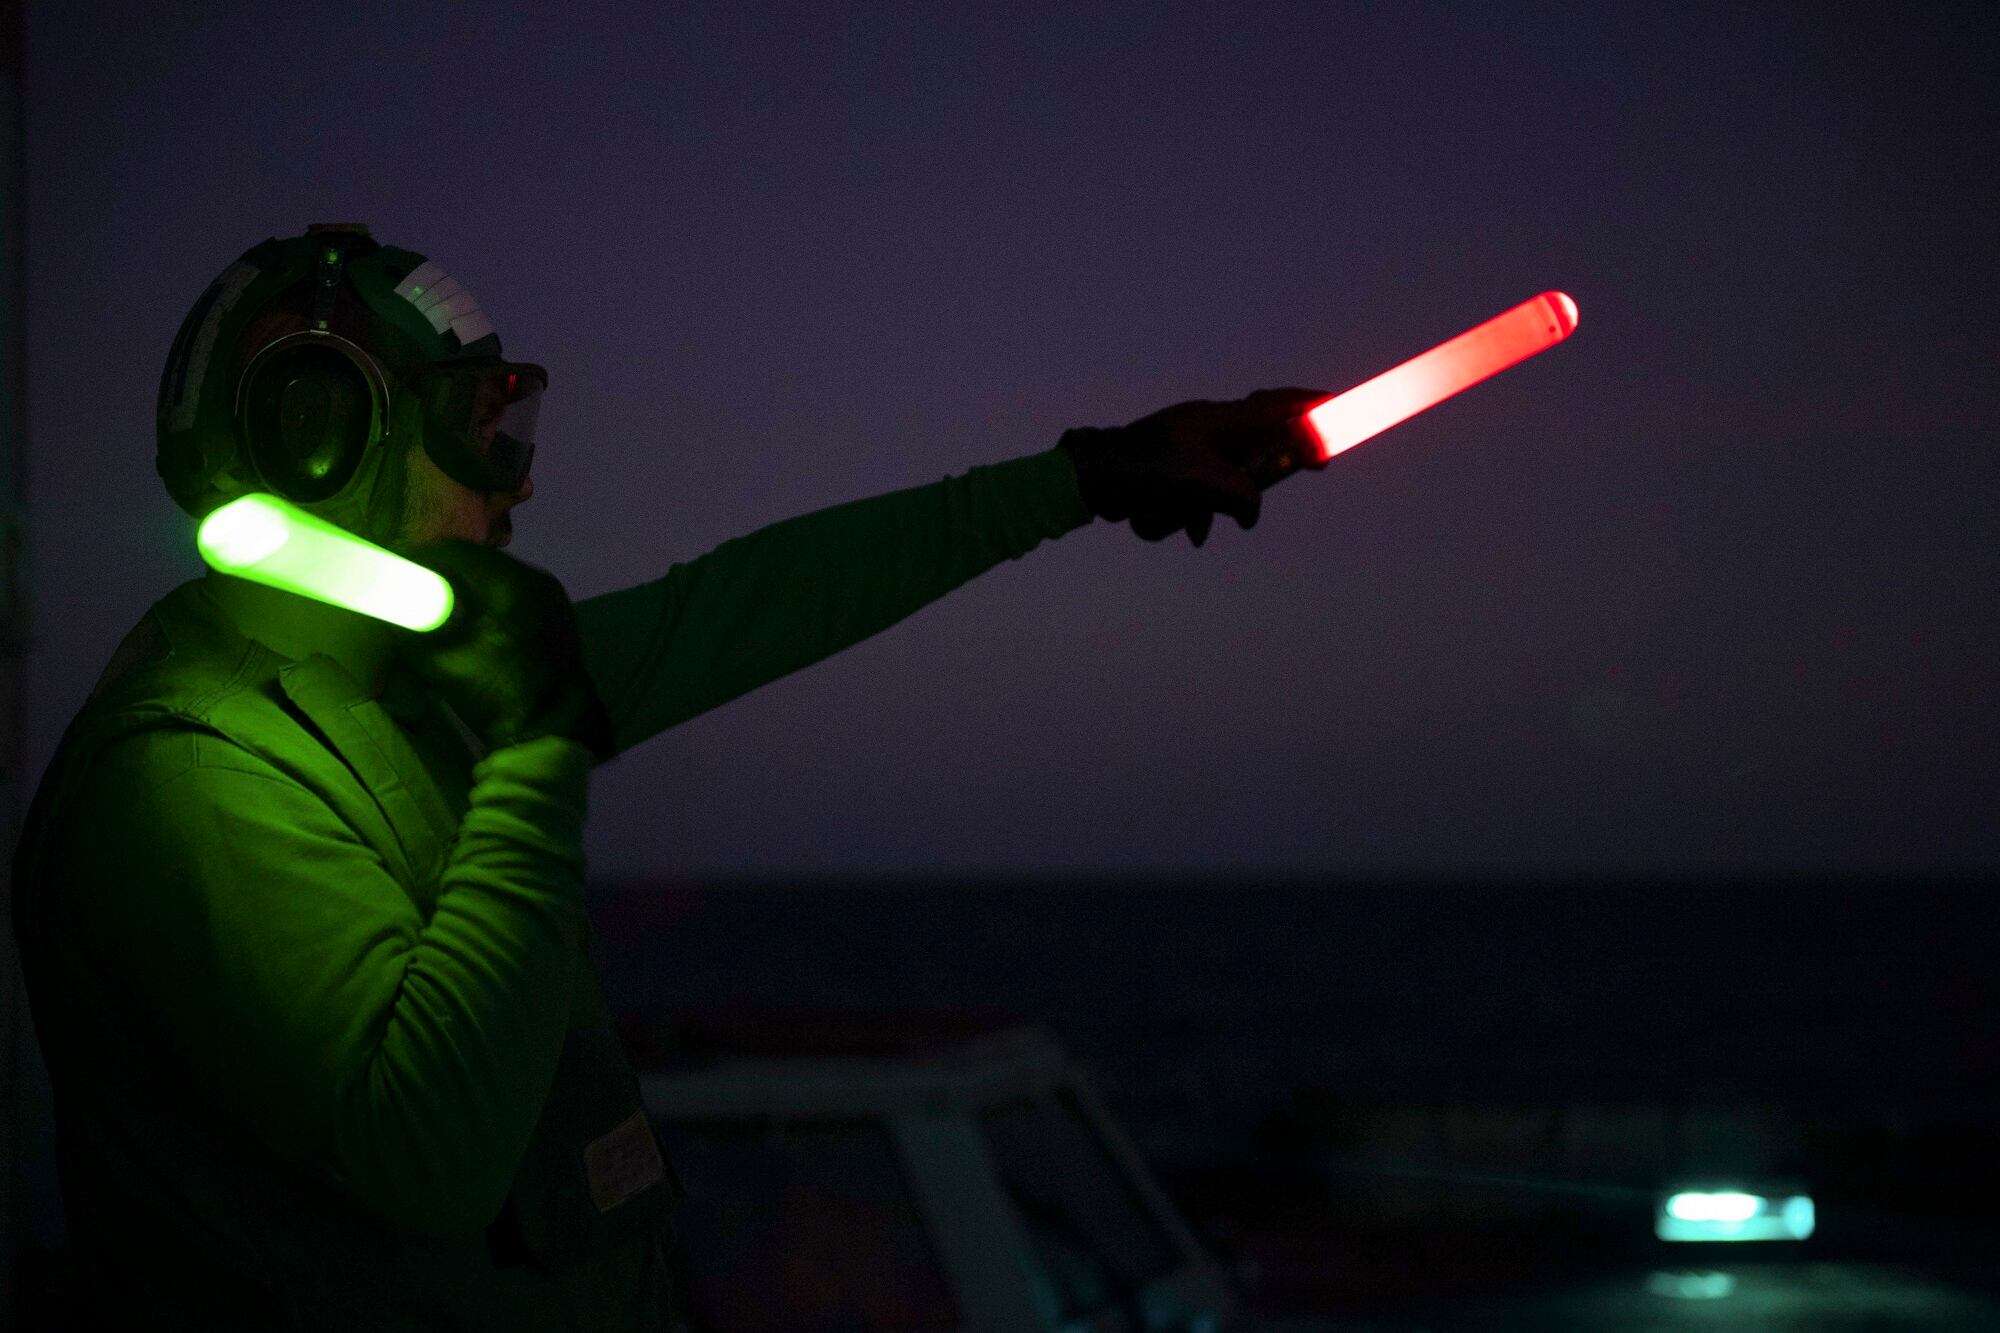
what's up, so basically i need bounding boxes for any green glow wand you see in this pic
[197,492,455,632]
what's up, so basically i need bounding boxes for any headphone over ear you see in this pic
[235,330,388,503]
[232,230,391,505]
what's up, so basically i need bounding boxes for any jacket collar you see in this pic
[274,654,465,862]
[199,568,397,700]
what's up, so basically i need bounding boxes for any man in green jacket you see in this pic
[9,223,1323,1329]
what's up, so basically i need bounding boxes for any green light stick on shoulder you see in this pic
[197,492,455,632]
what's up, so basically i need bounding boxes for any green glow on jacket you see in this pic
[11,448,1091,1329]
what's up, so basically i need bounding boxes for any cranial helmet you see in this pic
[156,223,546,541]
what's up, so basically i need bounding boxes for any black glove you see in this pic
[1057,387,1332,547]
[388,540,616,762]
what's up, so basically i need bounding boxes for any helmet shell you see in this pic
[155,225,507,534]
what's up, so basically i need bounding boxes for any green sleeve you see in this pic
[56,728,596,1240]
[576,445,1094,754]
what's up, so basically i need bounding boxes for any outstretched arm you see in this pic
[576,446,1092,756]
[578,389,1322,757]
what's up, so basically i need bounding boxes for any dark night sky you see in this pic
[21,2,1998,880]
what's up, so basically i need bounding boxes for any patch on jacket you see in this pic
[584,1110,666,1214]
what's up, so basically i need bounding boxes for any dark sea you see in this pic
[585,876,1998,1138]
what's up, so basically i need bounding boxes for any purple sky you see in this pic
[22,2,1998,880]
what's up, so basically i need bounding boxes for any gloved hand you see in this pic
[388,540,616,762]
[1057,387,1332,547]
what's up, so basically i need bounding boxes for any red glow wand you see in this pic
[1247,291,1579,487]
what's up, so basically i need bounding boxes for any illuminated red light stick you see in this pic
[1295,291,1578,466]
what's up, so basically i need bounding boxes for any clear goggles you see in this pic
[409,360,547,495]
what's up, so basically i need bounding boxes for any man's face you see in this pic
[399,435,534,549]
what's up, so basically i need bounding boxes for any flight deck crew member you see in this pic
[9,223,1324,1330]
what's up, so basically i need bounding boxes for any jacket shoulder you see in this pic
[51,584,311,815]
[82,582,286,727]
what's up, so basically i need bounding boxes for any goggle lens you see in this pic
[413,361,546,495]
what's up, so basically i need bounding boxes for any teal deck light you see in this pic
[197,492,454,632]
[1657,1190,1816,1242]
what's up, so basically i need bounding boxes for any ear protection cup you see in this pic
[235,330,388,504]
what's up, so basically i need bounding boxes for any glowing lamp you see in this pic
[1281,291,1577,470]
[198,493,455,632]
[1656,1190,1815,1243]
